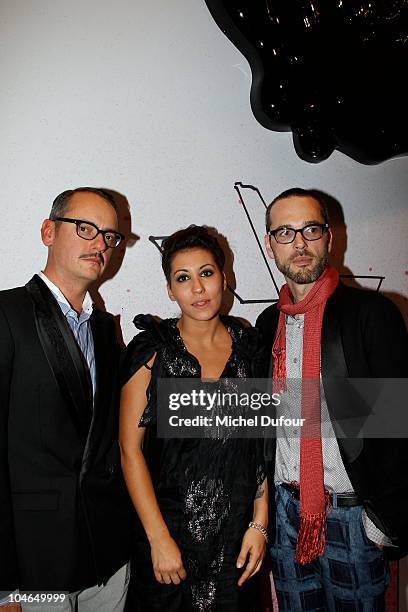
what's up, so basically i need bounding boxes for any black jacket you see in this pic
[256,282,408,558]
[0,275,132,591]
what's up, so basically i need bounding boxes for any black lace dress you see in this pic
[121,314,266,612]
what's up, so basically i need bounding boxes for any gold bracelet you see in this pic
[248,521,268,543]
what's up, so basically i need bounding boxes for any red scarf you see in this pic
[273,266,339,564]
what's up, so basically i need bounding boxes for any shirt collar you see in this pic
[38,271,93,316]
[285,313,304,326]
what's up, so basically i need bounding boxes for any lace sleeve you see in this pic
[138,354,160,426]
[120,314,166,385]
[120,314,167,426]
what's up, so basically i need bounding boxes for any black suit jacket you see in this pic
[256,282,408,558]
[0,275,132,591]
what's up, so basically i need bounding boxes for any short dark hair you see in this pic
[265,187,329,231]
[161,225,226,283]
[49,187,116,220]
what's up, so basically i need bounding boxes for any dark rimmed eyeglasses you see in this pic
[53,217,125,248]
[268,223,329,244]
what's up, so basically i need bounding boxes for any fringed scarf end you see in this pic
[295,511,326,565]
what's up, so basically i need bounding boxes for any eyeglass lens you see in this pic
[274,225,325,244]
[77,222,121,247]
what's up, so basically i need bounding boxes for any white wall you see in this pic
[1,0,407,344]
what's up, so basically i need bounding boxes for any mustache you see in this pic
[79,251,105,262]
[290,249,314,260]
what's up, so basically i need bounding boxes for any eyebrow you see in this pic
[67,217,119,232]
[272,219,324,230]
[173,263,215,275]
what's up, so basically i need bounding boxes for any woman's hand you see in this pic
[236,527,266,586]
[150,535,187,585]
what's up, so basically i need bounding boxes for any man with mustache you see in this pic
[0,188,132,611]
[256,188,408,610]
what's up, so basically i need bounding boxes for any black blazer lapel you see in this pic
[25,275,92,444]
[80,311,117,474]
[256,304,279,378]
[322,285,364,463]
[255,305,279,485]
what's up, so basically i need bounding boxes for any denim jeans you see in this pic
[270,485,389,611]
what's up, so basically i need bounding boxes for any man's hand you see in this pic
[150,534,187,585]
[236,528,266,586]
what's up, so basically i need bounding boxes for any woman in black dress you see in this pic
[119,226,268,611]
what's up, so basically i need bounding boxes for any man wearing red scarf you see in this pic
[256,188,408,611]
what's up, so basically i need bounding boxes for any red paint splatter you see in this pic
[368,267,372,271]
[126,289,131,293]
[405,271,408,276]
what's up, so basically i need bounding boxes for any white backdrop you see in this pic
[1,0,408,605]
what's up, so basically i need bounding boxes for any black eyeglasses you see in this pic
[268,223,329,244]
[53,217,124,248]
